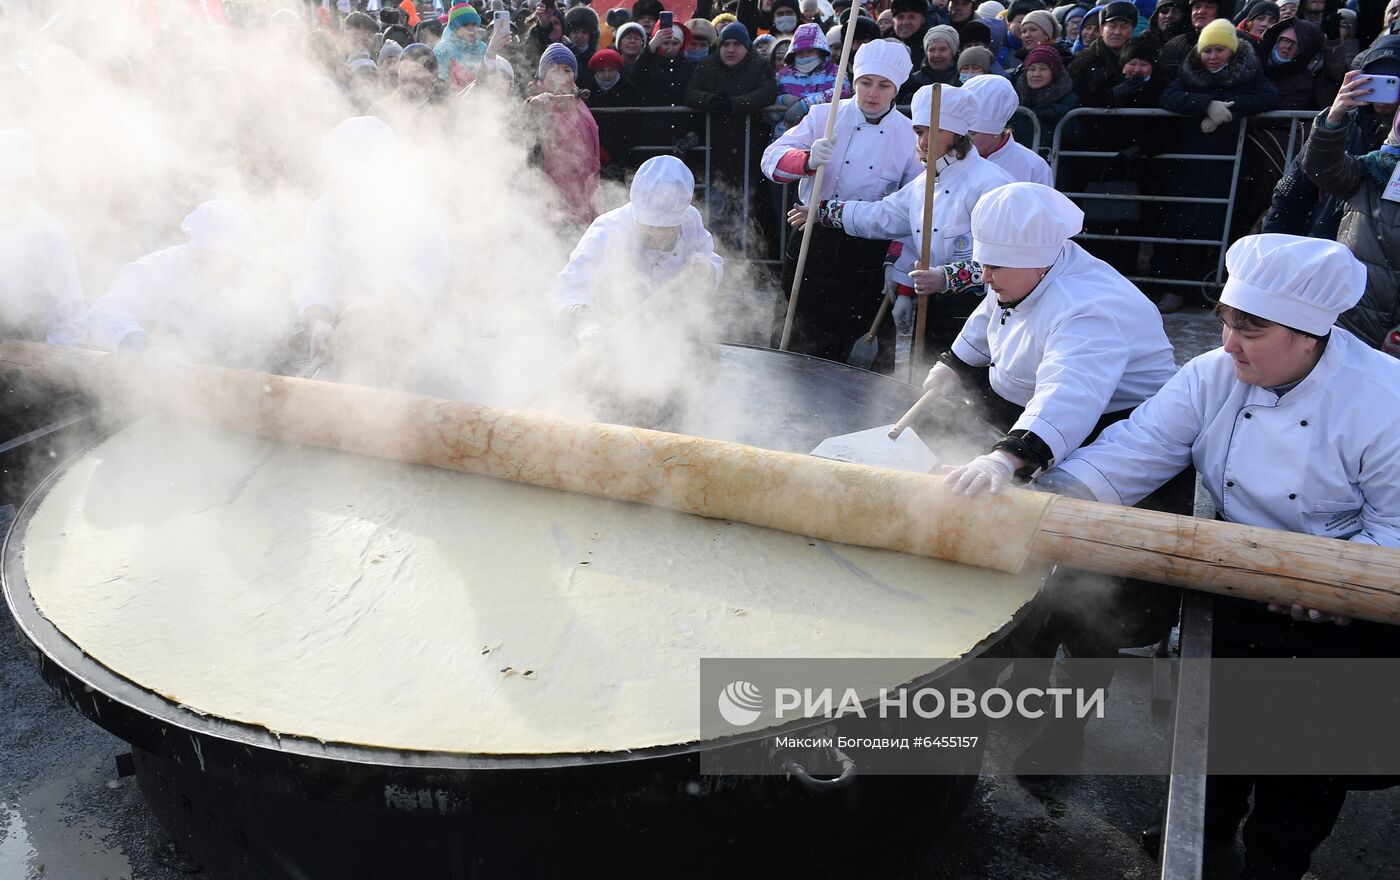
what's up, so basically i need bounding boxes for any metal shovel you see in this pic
[809,387,942,474]
[846,293,893,370]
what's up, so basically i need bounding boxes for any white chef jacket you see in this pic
[761,99,923,205]
[0,206,86,347]
[550,203,724,321]
[839,151,1014,285]
[87,244,293,368]
[950,241,1176,464]
[294,189,450,321]
[981,138,1053,187]
[1055,327,1400,547]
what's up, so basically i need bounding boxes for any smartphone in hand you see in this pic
[1358,74,1400,104]
[660,10,674,29]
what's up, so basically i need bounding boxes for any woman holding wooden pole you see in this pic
[763,39,920,373]
[786,82,1011,366]
[1037,234,1400,879]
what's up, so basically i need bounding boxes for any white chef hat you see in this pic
[971,183,1082,267]
[630,155,694,227]
[0,129,38,181]
[1219,234,1366,336]
[961,74,1020,135]
[321,115,397,179]
[852,39,914,89]
[181,200,257,257]
[910,82,976,135]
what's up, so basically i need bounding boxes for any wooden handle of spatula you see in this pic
[864,294,894,343]
[777,0,865,352]
[887,388,938,440]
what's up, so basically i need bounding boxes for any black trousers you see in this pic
[1204,598,1400,877]
[775,225,895,374]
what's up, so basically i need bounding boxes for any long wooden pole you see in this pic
[911,83,942,372]
[7,342,1400,626]
[777,0,864,352]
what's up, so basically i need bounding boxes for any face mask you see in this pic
[1270,46,1290,64]
[958,71,979,82]
[795,55,823,73]
[774,14,798,32]
[686,47,710,60]
[595,69,621,89]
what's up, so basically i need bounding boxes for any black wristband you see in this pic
[993,429,1054,476]
[937,350,986,383]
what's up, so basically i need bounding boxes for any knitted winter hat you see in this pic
[538,41,579,79]
[924,23,962,52]
[957,44,995,68]
[447,3,481,28]
[719,21,752,47]
[1020,8,1060,37]
[1023,43,1063,74]
[1197,17,1239,52]
[615,21,647,45]
[588,47,626,70]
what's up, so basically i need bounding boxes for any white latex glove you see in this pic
[922,360,956,393]
[909,265,948,296]
[807,137,835,169]
[944,449,1020,497]
[1200,117,1219,133]
[576,322,604,344]
[1206,99,1234,125]
[893,294,915,336]
[309,318,335,363]
[140,345,191,381]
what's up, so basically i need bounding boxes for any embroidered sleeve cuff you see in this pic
[816,200,845,229]
[941,260,984,294]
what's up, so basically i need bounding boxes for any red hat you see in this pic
[1023,45,1063,77]
[588,48,626,71]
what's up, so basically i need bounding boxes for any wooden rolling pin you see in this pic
[7,341,1400,626]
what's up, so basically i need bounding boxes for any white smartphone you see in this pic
[494,10,511,30]
[1358,74,1400,105]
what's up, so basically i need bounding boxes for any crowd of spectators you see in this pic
[315,0,1396,339]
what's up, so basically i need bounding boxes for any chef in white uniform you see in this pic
[87,201,287,373]
[960,75,1053,187]
[0,130,85,348]
[934,183,1176,493]
[763,39,920,372]
[790,82,1014,359]
[551,155,724,344]
[296,116,450,381]
[1043,234,1400,879]
[932,182,1183,777]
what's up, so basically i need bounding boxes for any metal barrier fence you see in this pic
[1048,108,1317,298]
[590,105,714,223]
[590,102,1312,294]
